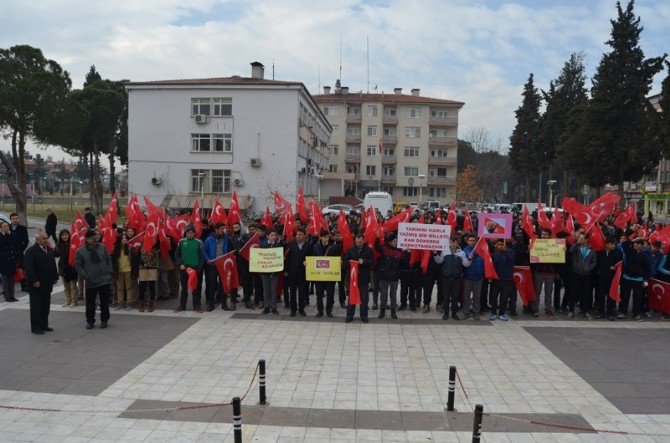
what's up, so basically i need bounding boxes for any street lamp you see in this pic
[198,172,206,201]
[418,174,426,204]
[315,174,324,204]
[547,180,557,207]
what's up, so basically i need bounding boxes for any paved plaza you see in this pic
[1,284,670,442]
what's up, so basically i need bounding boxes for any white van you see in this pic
[364,192,393,215]
[511,202,543,213]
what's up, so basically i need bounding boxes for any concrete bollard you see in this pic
[472,404,483,443]
[259,359,267,405]
[447,366,456,411]
[233,396,242,443]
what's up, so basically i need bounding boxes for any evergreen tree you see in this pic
[83,65,102,87]
[509,73,543,201]
[580,0,665,197]
[656,62,670,157]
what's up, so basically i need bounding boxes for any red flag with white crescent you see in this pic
[296,187,308,224]
[274,190,291,215]
[211,198,228,226]
[648,278,670,314]
[463,209,474,233]
[104,192,118,226]
[143,197,162,253]
[228,191,242,225]
[338,210,354,253]
[158,219,171,259]
[383,208,412,233]
[192,199,202,238]
[239,233,260,261]
[446,202,457,229]
[186,267,198,292]
[609,261,623,302]
[68,221,86,266]
[261,206,274,230]
[473,237,498,280]
[213,251,239,294]
[513,265,537,304]
[348,260,361,305]
[128,231,145,250]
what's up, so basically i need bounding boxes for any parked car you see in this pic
[322,204,352,215]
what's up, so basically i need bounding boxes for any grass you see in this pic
[0,200,127,224]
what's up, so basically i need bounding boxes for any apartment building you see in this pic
[643,93,668,219]
[126,62,331,215]
[314,84,464,204]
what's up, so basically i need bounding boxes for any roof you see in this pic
[313,92,464,107]
[126,76,302,87]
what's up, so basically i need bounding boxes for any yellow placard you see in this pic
[249,247,284,273]
[306,256,342,281]
[530,239,566,263]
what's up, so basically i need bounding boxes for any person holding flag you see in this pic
[203,222,232,311]
[489,239,515,321]
[619,238,651,321]
[54,229,79,308]
[230,221,256,310]
[174,226,205,313]
[311,230,342,318]
[434,235,472,321]
[568,233,597,319]
[530,230,559,318]
[284,228,313,317]
[595,236,623,320]
[259,229,282,315]
[343,234,375,323]
[460,234,484,320]
[374,232,408,320]
[112,232,138,310]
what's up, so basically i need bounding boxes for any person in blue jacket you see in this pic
[460,234,484,320]
[203,222,232,311]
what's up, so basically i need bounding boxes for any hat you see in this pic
[84,229,97,239]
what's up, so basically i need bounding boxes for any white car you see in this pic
[322,204,352,215]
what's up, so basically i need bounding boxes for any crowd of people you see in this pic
[2,195,669,335]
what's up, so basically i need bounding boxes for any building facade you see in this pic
[313,85,464,204]
[643,93,669,219]
[126,62,331,216]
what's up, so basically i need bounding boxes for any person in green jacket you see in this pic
[174,226,205,313]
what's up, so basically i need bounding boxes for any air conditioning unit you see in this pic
[250,158,262,168]
[234,178,244,187]
[300,167,306,173]
[195,114,208,124]
[151,177,162,186]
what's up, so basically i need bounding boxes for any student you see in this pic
[619,238,650,321]
[174,226,205,313]
[595,236,624,320]
[343,234,375,323]
[434,235,472,321]
[375,233,407,320]
[311,230,342,318]
[489,239,516,321]
[260,229,282,315]
[568,233,597,319]
[461,234,484,320]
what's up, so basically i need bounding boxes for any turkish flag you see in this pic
[587,224,606,252]
[446,202,457,229]
[282,209,296,242]
[609,261,623,302]
[522,205,537,241]
[590,193,620,220]
[348,260,361,305]
[338,210,354,253]
[239,233,260,261]
[68,222,86,266]
[213,251,239,294]
[536,201,552,230]
[228,191,242,225]
[383,208,411,233]
[158,219,171,259]
[551,207,564,238]
[166,213,191,242]
[296,187,308,223]
[104,192,118,226]
[473,237,498,280]
[128,231,145,250]
[562,197,594,227]
[434,208,443,225]
[614,203,635,230]
[73,210,88,233]
[513,266,537,304]
[648,278,670,314]
[420,249,431,274]
[192,199,202,238]
[126,195,146,232]
[308,201,321,235]
[261,206,274,231]
[186,267,198,293]
[97,216,117,254]
[463,209,474,233]
[143,197,162,253]
[211,198,228,226]
[274,190,291,215]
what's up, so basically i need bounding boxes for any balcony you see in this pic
[382,135,397,144]
[429,135,458,145]
[429,116,459,126]
[427,176,455,185]
[381,155,396,164]
[427,156,457,166]
[382,115,397,124]
[359,180,379,188]
[345,135,361,143]
[381,175,396,184]
[345,154,361,162]
[346,114,362,123]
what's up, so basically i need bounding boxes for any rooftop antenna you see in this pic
[339,33,342,84]
[366,35,369,93]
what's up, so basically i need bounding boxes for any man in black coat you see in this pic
[45,209,58,243]
[9,213,29,291]
[284,228,313,316]
[343,234,375,323]
[23,232,59,334]
[84,207,96,229]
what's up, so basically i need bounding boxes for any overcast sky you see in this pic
[1,0,668,162]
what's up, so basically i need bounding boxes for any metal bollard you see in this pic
[472,404,483,443]
[447,366,456,411]
[233,396,242,443]
[259,359,267,405]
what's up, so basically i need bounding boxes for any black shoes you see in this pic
[86,323,94,329]
[100,322,108,329]
[378,308,386,319]
[32,330,44,335]
[230,303,237,311]
[391,309,397,319]
[372,304,378,310]
[344,318,353,323]
[315,312,323,318]
[298,309,306,317]
[361,318,369,323]
[290,312,296,317]
[43,327,53,332]
[326,312,334,318]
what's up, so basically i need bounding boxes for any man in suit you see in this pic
[344,234,375,323]
[9,213,30,291]
[284,228,312,317]
[23,232,59,334]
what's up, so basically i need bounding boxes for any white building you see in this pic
[126,62,331,216]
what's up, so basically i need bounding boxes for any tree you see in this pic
[29,153,48,194]
[456,165,484,202]
[579,0,666,200]
[0,45,72,223]
[656,62,670,157]
[83,65,102,87]
[509,73,543,201]
[540,52,589,198]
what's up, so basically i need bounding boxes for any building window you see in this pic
[383,166,395,176]
[346,146,360,156]
[347,106,360,116]
[430,149,448,157]
[405,107,421,118]
[367,126,377,137]
[366,165,376,176]
[382,186,394,194]
[191,98,211,116]
[405,127,421,138]
[383,127,396,137]
[430,167,448,177]
[324,106,339,116]
[211,169,231,193]
[383,147,395,156]
[404,147,420,157]
[212,133,233,152]
[332,125,339,136]
[329,164,338,173]
[431,109,449,118]
[191,134,211,152]
[430,128,448,138]
[332,145,339,155]
[346,163,359,173]
[368,106,378,117]
[404,167,418,176]
[429,187,447,198]
[347,126,361,136]
[213,98,232,116]
[384,107,397,117]
[403,187,419,197]
[191,169,231,193]
[366,146,377,156]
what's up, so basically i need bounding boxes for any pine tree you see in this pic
[581,0,665,198]
[509,73,543,201]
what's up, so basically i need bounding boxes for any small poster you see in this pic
[530,239,566,263]
[477,213,513,239]
[306,256,342,281]
[397,223,452,251]
[249,247,284,273]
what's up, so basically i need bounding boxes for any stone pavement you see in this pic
[1,286,670,442]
